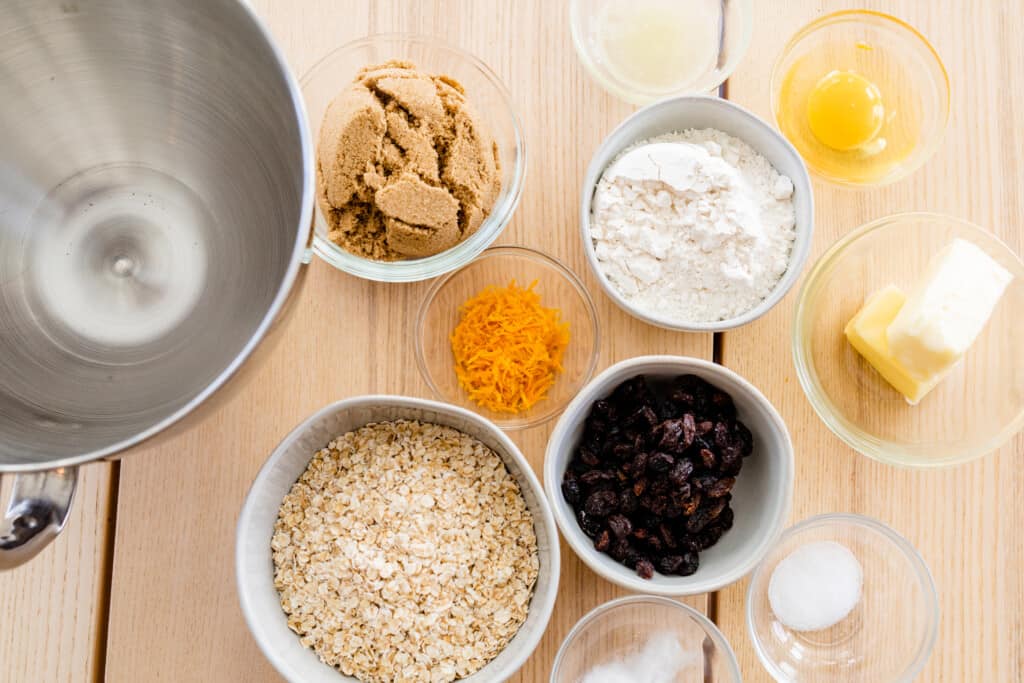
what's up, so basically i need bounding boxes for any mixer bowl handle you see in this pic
[0,467,78,569]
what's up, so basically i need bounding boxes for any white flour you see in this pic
[590,129,796,323]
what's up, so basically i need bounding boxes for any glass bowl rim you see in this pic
[792,211,1024,468]
[567,0,754,105]
[414,244,601,431]
[550,594,743,683]
[745,512,940,683]
[768,9,951,188]
[300,32,527,282]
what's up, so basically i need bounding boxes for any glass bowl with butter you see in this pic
[793,213,1024,467]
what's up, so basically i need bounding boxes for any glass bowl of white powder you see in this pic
[551,595,741,683]
[746,513,939,682]
[581,95,813,332]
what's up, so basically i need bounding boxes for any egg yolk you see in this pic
[806,70,885,151]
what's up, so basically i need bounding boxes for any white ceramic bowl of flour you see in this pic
[581,95,813,332]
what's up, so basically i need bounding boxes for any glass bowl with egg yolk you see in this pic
[771,10,949,186]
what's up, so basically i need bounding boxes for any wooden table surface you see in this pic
[3,1,1022,681]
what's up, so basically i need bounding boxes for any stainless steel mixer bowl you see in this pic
[0,0,313,566]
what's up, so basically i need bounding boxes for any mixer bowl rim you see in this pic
[0,0,315,473]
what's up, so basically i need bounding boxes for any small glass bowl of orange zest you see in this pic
[415,246,600,430]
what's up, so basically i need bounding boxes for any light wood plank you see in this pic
[0,463,114,683]
[718,1,1024,681]
[104,2,711,681]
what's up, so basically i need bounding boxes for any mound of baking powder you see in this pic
[590,129,796,323]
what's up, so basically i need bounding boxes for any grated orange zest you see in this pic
[450,279,570,414]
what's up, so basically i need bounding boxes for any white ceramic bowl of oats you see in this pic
[236,395,560,683]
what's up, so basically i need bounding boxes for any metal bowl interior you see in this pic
[0,0,312,470]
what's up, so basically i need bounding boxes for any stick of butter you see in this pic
[887,238,1013,381]
[844,285,945,404]
[844,239,1014,405]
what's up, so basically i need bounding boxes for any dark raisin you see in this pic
[657,555,684,574]
[718,506,735,530]
[710,389,736,418]
[607,514,633,539]
[668,458,695,486]
[720,451,743,476]
[584,490,618,517]
[576,509,602,538]
[619,489,639,514]
[578,446,601,467]
[580,470,616,486]
[636,558,655,579]
[610,537,634,563]
[592,399,614,419]
[594,529,611,552]
[697,420,714,435]
[561,475,582,505]
[631,451,650,475]
[692,474,717,492]
[647,452,675,473]
[703,497,727,521]
[686,509,713,533]
[699,448,717,469]
[705,477,736,498]
[737,421,754,457]
[655,418,685,452]
[680,491,701,516]
[671,482,692,503]
[698,523,726,549]
[678,552,700,576]
[612,443,634,459]
[658,522,678,549]
[714,421,746,462]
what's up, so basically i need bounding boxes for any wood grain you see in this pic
[4,2,1020,683]
[717,1,1024,681]
[104,2,710,681]
[0,463,114,683]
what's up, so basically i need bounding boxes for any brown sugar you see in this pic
[316,60,502,260]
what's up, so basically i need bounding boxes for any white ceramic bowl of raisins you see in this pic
[544,355,794,596]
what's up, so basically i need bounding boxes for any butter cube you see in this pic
[844,285,942,404]
[887,239,1013,379]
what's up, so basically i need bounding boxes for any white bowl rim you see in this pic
[544,355,795,596]
[579,94,814,333]
[236,394,561,683]
[550,594,743,682]
[744,512,940,683]
[301,33,527,283]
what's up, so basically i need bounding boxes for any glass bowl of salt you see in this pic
[550,595,741,683]
[746,513,939,682]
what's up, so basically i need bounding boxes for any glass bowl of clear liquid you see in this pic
[570,0,753,104]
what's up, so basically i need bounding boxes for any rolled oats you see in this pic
[272,420,539,683]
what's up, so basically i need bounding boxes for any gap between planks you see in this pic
[93,460,121,683]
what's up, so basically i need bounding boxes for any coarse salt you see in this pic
[768,541,864,632]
